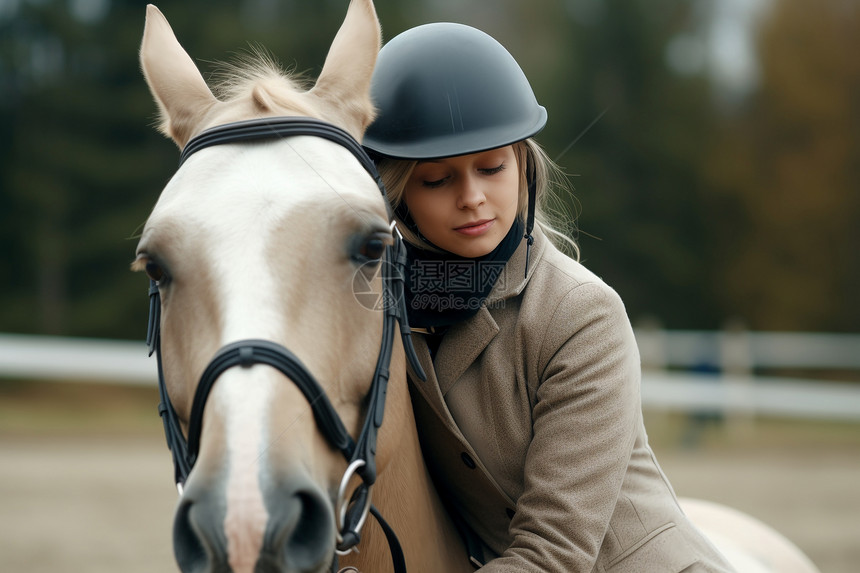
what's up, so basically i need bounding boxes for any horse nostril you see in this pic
[265,486,335,571]
[287,491,332,557]
[173,496,225,572]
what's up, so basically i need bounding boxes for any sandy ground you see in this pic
[0,435,178,573]
[1,434,858,573]
[660,448,860,572]
[0,381,858,573]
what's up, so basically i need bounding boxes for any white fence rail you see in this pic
[640,371,860,421]
[634,327,860,421]
[1,331,859,421]
[0,334,154,385]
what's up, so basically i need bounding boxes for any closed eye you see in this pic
[479,163,506,175]
[422,176,449,188]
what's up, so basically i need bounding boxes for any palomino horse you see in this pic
[136,2,469,572]
[135,2,821,572]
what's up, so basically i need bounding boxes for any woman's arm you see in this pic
[481,281,642,572]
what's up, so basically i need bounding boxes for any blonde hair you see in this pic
[376,139,579,259]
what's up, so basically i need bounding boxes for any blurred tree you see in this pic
[1,0,175,338]
[536,0,724,328]
[0,0,352,339]
[1,0,855,339]
[705,0,860,331]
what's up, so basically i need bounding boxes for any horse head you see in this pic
[134,3,426,572]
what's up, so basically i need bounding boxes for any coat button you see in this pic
[506,507,516,519]
[460,452,476,469]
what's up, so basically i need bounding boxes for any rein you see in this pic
[147,116,426,573]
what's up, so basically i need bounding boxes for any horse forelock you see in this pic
[209,51,316,117]
[193,50,372,139]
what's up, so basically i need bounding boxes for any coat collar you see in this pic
[409,226,550,415]
[405,230,552,512]
[485,224,548,304]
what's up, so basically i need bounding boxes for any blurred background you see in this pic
[1,0,858,572]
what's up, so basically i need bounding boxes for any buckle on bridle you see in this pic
[335,459,373,555]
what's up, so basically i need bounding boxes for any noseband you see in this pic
[146,117,425,572]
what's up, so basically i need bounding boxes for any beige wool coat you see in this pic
[407,227,735,572]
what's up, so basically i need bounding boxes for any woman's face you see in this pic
[403,145,520,258]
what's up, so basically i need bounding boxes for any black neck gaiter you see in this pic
[403,219,524,329]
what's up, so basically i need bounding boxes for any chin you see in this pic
[450,241,497,258]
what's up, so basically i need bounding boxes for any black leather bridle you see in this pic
[146,116,426,572]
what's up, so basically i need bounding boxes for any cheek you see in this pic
[405,190,442,225]
[499,177,522,213]
[160,288,224,421]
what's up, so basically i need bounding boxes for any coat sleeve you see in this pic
[479,281,642,572]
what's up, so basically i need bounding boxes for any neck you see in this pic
[339,371,471,573]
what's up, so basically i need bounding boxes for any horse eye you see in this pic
[361,237,387,260]
[355,233,391,263]
[145,260,166,283]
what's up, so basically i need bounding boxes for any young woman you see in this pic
[363,22,735,573]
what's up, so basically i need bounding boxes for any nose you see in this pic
[173,474,335,572]
[456,175,486,209]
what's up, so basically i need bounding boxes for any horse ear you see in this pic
[140,4,219,148]
[310,0,381,141]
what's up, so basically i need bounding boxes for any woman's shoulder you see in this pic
[488,226,629,330]
[522,239,634,347]
[508,236,640,399]
[529,239,622,306]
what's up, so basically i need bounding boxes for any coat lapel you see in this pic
[409,335,460,435]
[407,315,500,436]
[408,332,520,515]
[435,308,499,395]
[403,229,556,546]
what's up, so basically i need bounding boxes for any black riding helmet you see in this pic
[364,23,547,275]
[363,22,547,159]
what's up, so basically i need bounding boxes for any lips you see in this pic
[454,218,495,236]
[455,219,494,230]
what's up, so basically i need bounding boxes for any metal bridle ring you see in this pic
[335,459,373,554]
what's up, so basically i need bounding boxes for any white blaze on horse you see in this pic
[134,2,821,572]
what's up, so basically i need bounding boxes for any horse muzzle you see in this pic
[172,466,336,573]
